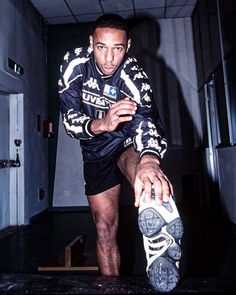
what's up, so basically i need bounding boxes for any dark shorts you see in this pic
[84,143,133,196]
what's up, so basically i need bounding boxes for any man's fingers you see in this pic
[152,175,173,204]
[112,99,137,113]
[104,99,137,131]
[134,179,144,207]
[134,194,141,208]
[115,107,136,117]
[151,178,162,204]
[134,156,174,207]
[143,180,153,203]
[108,99,137,123]
[115,106,136,117]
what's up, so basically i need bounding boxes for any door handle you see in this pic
[0,153,21,168]
[0,160,8,169]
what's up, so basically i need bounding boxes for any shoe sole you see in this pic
[138,197,184,292]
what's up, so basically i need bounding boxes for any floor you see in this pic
[0,198,236,294]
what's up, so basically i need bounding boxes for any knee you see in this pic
[95,216,117,245]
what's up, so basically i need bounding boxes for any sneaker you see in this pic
[138,188,184,292]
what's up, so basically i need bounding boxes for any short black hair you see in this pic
[92,14,129,38]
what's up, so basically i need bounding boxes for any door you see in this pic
[0,93,24,230]
[0,93,10,230]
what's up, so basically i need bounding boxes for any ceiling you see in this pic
[30,0,198,25]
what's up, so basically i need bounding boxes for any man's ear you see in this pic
[89,35,93,48]
[126,38,131,52]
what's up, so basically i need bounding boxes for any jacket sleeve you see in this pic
[58,49,95,140]
[120,58,167,160]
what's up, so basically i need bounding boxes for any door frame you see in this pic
[9,93,25,226]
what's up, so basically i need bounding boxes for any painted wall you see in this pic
[47,23,93,207]
[0,0,48,224]
[129,17,203,204]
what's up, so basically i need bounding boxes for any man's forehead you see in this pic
[93,27,128,42]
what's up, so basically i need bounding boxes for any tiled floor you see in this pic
[0,199,236,294]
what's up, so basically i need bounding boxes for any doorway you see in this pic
[0,92,24,230]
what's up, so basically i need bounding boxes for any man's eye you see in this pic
[115,47,123,52]
[97,46,104,50]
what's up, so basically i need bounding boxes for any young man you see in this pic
[58,14,183,292]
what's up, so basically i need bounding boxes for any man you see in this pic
[58,14,183,292]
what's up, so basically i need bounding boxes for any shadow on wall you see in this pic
[124,16,219,207]
[128,16,198,147]
[118,15,230,279]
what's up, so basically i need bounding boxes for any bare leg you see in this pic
[88,184,121,276]
[118,146,139,188]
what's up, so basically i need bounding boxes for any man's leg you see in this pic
[118,146,183,292]
[88,184,121,276]
[117,146,139,189]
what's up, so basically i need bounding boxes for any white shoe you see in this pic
[138,189,184,292]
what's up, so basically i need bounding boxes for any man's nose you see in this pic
[105,49,114,62]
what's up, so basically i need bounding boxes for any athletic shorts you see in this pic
[83,143,133,196]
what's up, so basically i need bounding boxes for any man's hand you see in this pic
[134,155,173,207]
[103,98,137,132]
[90,98,137,134]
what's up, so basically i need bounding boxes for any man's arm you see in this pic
[121,58,172,205]
[134,154,173,207]
[130,103,172,206]
[58,49,95,140]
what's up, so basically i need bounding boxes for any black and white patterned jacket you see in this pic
[58,46,167,162]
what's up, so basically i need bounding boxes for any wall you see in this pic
[0,0,48,224]
[192,0,236,224]
[47,23,93,208]
[217,147,236,224]
[129,17,205,205]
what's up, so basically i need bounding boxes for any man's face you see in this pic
[90,27,131,76]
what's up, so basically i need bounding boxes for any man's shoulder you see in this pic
[123,55,138,70]
[121,55,149,81]
[62,46,92,64]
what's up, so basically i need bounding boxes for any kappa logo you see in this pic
[126,57,137,65]
[141,83,151,92]
[143,93,151,103]
[58,79,63,87]
[74,47,83,56]
[63,51,70,62]
[133,72,146,80]
[124,137,132,147]
[83,78,100,90]
[131,65,139,71]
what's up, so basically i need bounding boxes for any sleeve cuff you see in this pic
[140,150,161,161]
[84,119,96,138]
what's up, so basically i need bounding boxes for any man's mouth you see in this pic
[102,65,116,74]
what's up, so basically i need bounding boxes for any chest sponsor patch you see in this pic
[103,84,118,99]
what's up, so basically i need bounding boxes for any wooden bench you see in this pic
[38,235,99,272]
